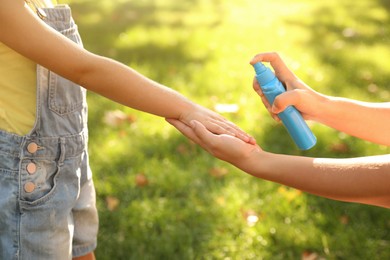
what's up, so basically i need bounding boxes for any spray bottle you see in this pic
[253,62,316,150]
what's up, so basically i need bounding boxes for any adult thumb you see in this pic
[271,90,301,114]
[190,120,211,140]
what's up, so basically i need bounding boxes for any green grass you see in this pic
[64,0,390,259]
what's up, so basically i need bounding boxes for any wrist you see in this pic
[307,92,332,122]
[171,98,199,122]
[313,94,343,125]
[234,148,273,178]
[176,100,199,122]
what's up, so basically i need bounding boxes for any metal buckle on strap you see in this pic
[25,0,47,20]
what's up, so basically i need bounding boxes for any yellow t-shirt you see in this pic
[0,42,36,136]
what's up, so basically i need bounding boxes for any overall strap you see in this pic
[24,0,52,19]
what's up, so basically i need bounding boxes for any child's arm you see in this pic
[250,52,390,146]
[0,0,254,143]
[167,119,390,208]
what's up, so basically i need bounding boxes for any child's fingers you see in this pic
[200,113,255,144]
[219,119,257,144]
[205,118,251,144]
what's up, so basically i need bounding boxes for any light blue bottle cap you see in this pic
[253,62,275,86]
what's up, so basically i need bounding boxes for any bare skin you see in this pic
[167,52,390,208]
[73,252,95,260]
[0,0,255,144]
[250,52,390,145]
[0,0,255,258]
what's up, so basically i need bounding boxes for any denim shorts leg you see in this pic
[0,131,99,259]
[0,133,20,259]
[0,5,98,259]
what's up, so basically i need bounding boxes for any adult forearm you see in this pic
[238,152,390,207]
[317,97,390,145]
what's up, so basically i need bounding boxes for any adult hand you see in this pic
[250,52,326,122]
[166,118,260,165]
[177,104,256,144]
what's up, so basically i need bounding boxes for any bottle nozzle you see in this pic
[252,62,275,86]
[253,62,267,75]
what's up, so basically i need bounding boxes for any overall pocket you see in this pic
[20,159,60,205]
[48,72,86,116]
[47,18,86,116]
[20,154,82,207]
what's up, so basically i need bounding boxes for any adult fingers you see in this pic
[252,77,280,122]
[253,77,271,109]
[167,118,223,155]
[250,52,295,79]
[165,118,202,144]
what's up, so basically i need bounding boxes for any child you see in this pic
[0,1,254,259]
[168,52,390,209]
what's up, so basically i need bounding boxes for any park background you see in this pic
[65,0,390,259]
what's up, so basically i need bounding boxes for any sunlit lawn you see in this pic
[65,0,390,259]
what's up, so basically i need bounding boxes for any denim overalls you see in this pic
[0,6,98,259]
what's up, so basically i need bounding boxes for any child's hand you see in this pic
[177,105,256,144]
[250,52,325,122]
[166,119,260,164]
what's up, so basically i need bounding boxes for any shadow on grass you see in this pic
[67,0,390,258]
[284,1,390,100]
[289,16,390,260]
[259,2,390,252]
[69,2,231,256]
[93,131,243,259]
[70,0,224,60]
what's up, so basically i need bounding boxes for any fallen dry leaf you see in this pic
[135,173,149,187]
[339,215,349,225]
[103,110,137,127]
[176,143,190,155]
[302,251,319,260]
[329,142,350,153]
[278,186,302,201]
[209,167,228,179]
[106,196,120,211]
